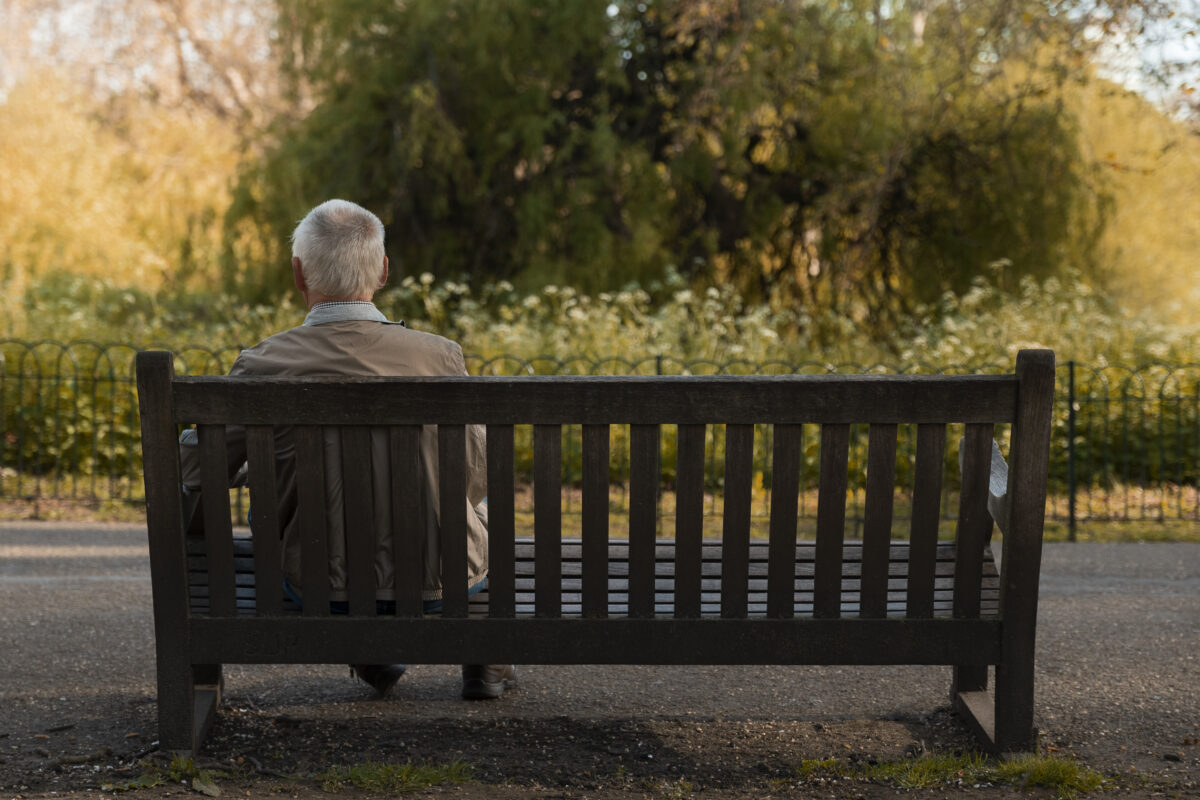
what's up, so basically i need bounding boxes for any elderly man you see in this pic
[179,199,514,700]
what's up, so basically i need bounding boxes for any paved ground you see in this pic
[0,523,1197,798]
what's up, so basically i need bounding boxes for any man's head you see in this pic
[290,199,388,305]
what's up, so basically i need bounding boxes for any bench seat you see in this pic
[187,536,1000,619]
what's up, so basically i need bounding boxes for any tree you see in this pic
[1,0,284,129]
[229,0,1190,329]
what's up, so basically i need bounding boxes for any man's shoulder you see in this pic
[232,322,465,377]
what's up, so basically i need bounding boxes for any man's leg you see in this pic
[283,578,408,697]
[461,664,517,699]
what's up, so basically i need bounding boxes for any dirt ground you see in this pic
[3,664,1197,800]
[0,697,1159,800]
[2,526,1198,799]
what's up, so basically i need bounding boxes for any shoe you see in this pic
[461,664,516,700]
[351,664,407,697]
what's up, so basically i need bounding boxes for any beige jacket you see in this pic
[179,307,488,602]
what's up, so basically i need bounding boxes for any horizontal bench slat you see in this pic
[171,375,1019,425]
[185,616,1003,665]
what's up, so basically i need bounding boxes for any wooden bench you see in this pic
[135,348,1054,756]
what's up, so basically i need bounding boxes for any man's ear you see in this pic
[379,256,389,289]
[292,257,307,293]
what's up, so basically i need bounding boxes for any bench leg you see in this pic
[951,660,1037,755]
[194,664,224,703]
[952,664,987,695]
[156,660,198,754]
[950,665,998,754]
[993,659,1037,753]
[157,663,223,755]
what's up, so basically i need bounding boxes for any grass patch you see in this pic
[865,752,990,789]
[797,753,1106,799]
[796,757,843,778]
[317,759,473,793]
[994,754,1105,796]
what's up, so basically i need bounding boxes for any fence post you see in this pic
[1067,360,1077,542]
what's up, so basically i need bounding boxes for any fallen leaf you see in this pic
[192,775,222,797]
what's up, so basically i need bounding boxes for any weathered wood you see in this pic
[138,349,1050,757]
[993,349,1055,753]
[674,424,706,619]
[720,425,754,619]
[814,424,850,619]
[582,425,610,618]
[187,617,1002,666]
[628,425,659,619]
[245,426,282,616]
[389,426,424,617]
[534,425,562,618]
[172,374,1019,426]
[341,426,376,616]
[953,423,995,695]
[485,425,516,618]
[907,424,945,619]
[860,424,897,619]
[294,426,330,616]
[197,425,236,618]
[135,351,197,753]
[767,424,802,618]
[439,425,470,618]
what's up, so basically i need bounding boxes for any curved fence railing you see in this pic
[3,339,1200,534]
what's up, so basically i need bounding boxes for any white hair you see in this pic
[290,199,386,299]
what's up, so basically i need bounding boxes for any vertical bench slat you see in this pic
[534,424,562,618]
[814,423,851,618]
[438,425,470,618]
[767,424,802,618]
[295,426,330,615]
[197,425,236,618]
[721,424,754,619]
[486,424,516,618]
[954,423,995,619]
[340,426,377,616]
[628,424,660,618]
[860,424,898,619]
[245,426,282,616]
[953,422,995,695]
[582,424,610,618]
[674,424,706,618]
[906,423,946,619]
[389,426,424,617]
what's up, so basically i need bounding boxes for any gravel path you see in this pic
[0,523,1196,797]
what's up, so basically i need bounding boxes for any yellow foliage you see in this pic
[1073,81,1200,322]
[0,70,240,294]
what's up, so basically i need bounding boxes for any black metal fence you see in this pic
[4,339,1200,534]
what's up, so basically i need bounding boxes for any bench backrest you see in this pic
[136,349,1054,628]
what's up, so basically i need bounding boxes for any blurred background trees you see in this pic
[1,0,1198,338]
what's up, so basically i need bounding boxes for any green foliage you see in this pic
[317,759,473,793]
[229,0,1118,328]
[8,268,1200,514]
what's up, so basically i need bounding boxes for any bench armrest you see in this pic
[959,437,1011,536]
